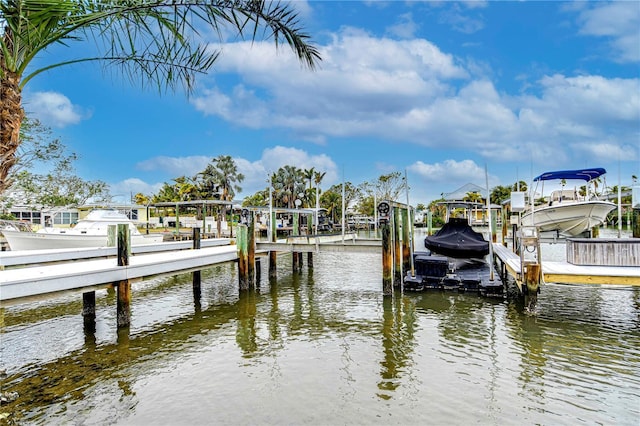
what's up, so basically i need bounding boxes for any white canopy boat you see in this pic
[2,209,164,250]
[520,168,616,237]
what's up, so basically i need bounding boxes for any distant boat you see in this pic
[2,209,164,250]
[520,168,616,237]
[424,217,490,259]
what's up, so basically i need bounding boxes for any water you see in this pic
[1,233,639,425]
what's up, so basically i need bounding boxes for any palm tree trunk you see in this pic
[0,69,24,194]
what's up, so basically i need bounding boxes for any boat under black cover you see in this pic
[424,218,490,259]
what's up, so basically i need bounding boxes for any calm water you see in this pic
[1,231,639,425]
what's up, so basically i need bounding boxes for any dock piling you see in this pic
[116,224,131,328]
[393,207,402,287]
[378,202,393,296]
[192,227,202,300]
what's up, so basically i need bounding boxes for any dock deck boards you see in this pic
[0,245,238,302]
[491,243,640,286]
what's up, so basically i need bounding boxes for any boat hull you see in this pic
[2,230,163,251]
[520,201,615,237]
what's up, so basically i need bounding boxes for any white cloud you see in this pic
[136,156,211,177]
[108,178,163,201]
[240,146,339,196]
[131,146,339,199]
[409,159,486,183]
[191,26,638,174]
[576,2,640,63]
[24,91,86,128]
[386,13,419,39]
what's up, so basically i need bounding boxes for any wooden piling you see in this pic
[307,252,313,269]
[269,251,277,279]
[401,207,410,276]
[82,291,96,332]
[237,224,249,291]
[525,263,541,294]
[255,257,262,284]
[381,222,393,296]
[633,208,640,238]
[292,212,300,272]
[248,213,256,288]
[116,224,131,328]
[269,210,277,279]
[393,207,402,287]
[192,227,201,299]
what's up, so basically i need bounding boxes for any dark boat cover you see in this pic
[424,218,490,259]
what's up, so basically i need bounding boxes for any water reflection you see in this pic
[1,253,639,425]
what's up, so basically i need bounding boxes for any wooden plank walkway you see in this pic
[0,238,231,268]
[492,243,640,286]
[0,245,238,303]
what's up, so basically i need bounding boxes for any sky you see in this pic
[22,0,640,206]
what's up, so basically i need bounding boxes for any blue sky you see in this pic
[23,1,640,205]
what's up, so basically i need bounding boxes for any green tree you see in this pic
[14,116,75,176]
[5,117,111,207]
[14,159,110,206]
[198,155,244,201]
[198,155,244,232]
[320,188,342,223]
[463,191,483,203]
[0,0,320,194]
[373,172,405,202]
[490,185,512,205]
[242,189,268,207]
[271,165,305,208]
[133,192,150,205]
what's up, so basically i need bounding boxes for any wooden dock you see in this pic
[0,244,237,304]
[492,243,640,287]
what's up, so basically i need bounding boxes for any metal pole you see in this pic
[405,170,415,277]
[485,165,495,281]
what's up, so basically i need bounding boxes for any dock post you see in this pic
[269,209,277,279]
[269,251,277,279]
[248,212,256,289]
[378,202,393,296]
[116,224,131,328]
[255,257,262,284]
[427,211,433,235]
[192,227,201,300]
[525,263,541,294]
[307,252,313,269]
[401,207,410,276]
[107,224,116,247]
[393,207,402,287]
[237,216,249,291]
[633,208,640,238]
[82,291,96,333]
[292,212,300,272]
[491,213,497,242]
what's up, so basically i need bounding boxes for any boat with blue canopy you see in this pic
[521,167,615,237]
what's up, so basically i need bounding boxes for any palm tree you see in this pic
[0,0,321,194]
[271,165,304,208]
[199,155,244,235]
[313,170,326,208]
[462,191,483,222]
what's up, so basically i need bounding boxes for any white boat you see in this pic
[520,168,616,237]
[2,209,164,250]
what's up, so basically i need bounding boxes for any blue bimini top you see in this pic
[533,168,607,182]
